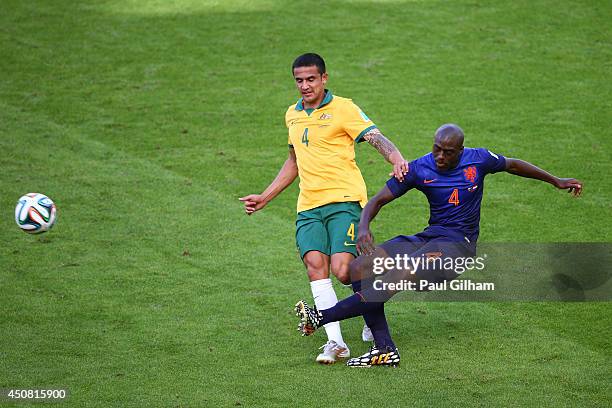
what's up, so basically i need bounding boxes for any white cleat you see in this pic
[315,340,350,365]
[362,325,374,342]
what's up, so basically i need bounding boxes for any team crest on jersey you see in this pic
[463,166,477,183]
[319,113,332,120]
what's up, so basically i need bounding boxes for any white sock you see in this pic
[310,278,346,347]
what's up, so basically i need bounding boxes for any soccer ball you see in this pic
[15,193,57,234]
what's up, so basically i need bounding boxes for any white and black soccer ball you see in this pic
[15,193,57,234]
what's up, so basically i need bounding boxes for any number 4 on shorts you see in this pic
[347,223,355,241]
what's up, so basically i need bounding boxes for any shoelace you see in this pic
[319,340,338,351]
[367,345,380,355]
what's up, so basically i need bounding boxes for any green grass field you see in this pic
[1,0,611,406]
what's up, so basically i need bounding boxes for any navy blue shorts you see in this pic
[378,229,476,285]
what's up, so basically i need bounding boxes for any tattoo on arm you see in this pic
[363,128,398,162]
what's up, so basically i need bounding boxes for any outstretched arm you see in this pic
[505,158,583,197]
[357,185,398,256]
[362,128,409,182]
[239,147,299,215]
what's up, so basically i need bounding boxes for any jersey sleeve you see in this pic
[477,148,506,174]
[285,109,293,147]
[385,160,418,198]
[341,101,377,143]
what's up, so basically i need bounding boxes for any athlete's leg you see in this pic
[319,236,440,324]
[302,251,348,360]
[313,202,361,360]
[349,252,395,350]
[330,252,353,285]
[326,202,373,338]
[297,208,348,362]
[360,238,471,301]
[303,250,330,281]
[326,202,360,271]
[295,255,412,340]
[296,235,472,367]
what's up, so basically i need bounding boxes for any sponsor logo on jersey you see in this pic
[319,113,332,120]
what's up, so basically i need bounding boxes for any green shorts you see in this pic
[295,202,362,259]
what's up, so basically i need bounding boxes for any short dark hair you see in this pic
[292,53,326,75]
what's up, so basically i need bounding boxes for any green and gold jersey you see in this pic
[286,90,376,213]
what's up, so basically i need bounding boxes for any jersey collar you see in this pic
[295,89,333,111]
